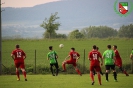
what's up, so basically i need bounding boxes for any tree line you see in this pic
[40,12,133,39]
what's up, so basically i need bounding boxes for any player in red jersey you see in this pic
[113,45,129,76]
[89,45,103,85]
[93,47,103,76]
[62,47,82,76]
[11,44,27,81]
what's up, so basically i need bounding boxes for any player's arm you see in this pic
[99,53,103,66]
[11,54,15,60]
[23,51,26,59]
[88,52,91,61]
[130,54,133,60]
[65,55,70,60]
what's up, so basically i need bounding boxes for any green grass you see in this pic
[0,74,133,88]
[2,38,133,73]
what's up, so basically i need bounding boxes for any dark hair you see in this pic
[16,44,19,48]
[107,45,111,49]
[93,45,97,49]
[96,47,99,50]
[49,46,53,50]
[71,47,75,51]
[113,45,117,49]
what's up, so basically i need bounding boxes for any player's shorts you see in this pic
[105,65,115,70]
[65,60,76,67]
[90,65,101,72]
[50,63,58,69]
[14,60,25,68]
[115,60,122,67]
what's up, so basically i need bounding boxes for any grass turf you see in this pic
[0,74,133,88]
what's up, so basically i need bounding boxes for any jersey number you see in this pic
[93,54,97,60]
[73,54,77,59]
[106,52,112,58]
[17,52,22,58]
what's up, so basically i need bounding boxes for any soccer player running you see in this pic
[113,45,129,76]
[62,47,82,76]
[102,45,117,82]
[130,49,133,60]
[11,44,27,81]
[47,46,59,76]
[89,45,103,85]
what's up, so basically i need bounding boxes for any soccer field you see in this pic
[0,74,133,88]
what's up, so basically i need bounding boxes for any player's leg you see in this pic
[62,60,70,72]
[20,62,27,81]
[73,63,82,76]
[105,65,110,82]
[96,66,102,85]
[14,61,20,81]
[54,63,59,76]
[50,64,55,76]
[90,66,95,85]
[111,65,117,81]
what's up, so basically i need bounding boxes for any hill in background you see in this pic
[2,0,133,38]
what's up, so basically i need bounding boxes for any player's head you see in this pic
[96,47,99,51]
[113,45,117,50]
[71,47,75,51]
[16,44,20,49]
[49,46,53,50]
[93,45,97,50]
[107,45,111,49]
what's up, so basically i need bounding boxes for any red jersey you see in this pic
[69,51,80,62]
[89,50,102,66]
[114,50,121,60]
[11,49,26,61]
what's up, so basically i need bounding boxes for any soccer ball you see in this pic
[59,44,64,48]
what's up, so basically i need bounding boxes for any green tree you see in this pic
[80,26,117,38]
[118,24,133,38]
[40,12,61,39]
[68,29,84,39]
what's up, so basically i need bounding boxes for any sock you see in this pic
[16,70,20,79]
[90,72,94,82]
[56,68,58,76]
[23,71,27,79]
[62,63,66,71]
[98,73,101,84]
[105,73,108,81]
[76,69,81,75]
[113,72,117,80]
[123,70,128,75]
[50,66,54,75]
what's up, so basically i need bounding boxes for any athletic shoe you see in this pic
[114,80,118,82]
[17,78,20,81]
[91,82,95,85]
[61,70,66,72]
[52,74,55,76]
[106,80,109,82]
[126,74,129,76]
[25,79,27,81]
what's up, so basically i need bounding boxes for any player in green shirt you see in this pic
[130,49,133,60]
[47,46,59,76]
[102,45,117,82]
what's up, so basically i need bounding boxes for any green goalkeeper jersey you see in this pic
[47,51,57,64]
[103,49,115,65]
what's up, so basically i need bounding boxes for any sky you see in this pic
[1,0,60,7]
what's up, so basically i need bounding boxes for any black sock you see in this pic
[50,66,54,75]
[113,72,117,80]
[105,73,108,80]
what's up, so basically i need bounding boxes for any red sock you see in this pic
[16,71,20,79]
[90,72,94,82]
[76,69,81,75]
[23,71,27,79]
[62,63,66,70]
[98,73,101,85]
[123,70,128,75]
